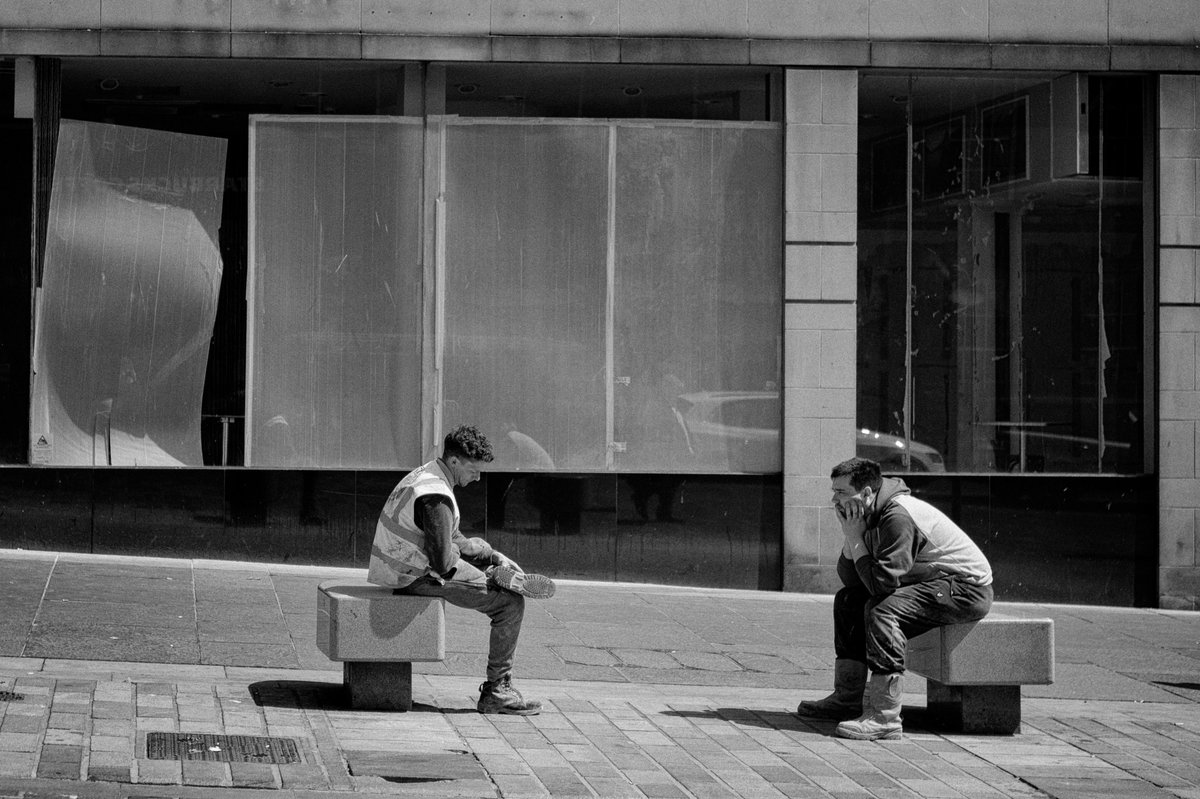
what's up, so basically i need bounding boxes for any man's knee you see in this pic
[834,586,867,615]
[490,589,524,625]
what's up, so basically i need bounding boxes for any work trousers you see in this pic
[397,560,524,685]
[833,575,993,675]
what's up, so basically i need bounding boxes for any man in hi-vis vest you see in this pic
[368,424,555,715]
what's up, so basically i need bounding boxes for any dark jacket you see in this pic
[836,477,992,597]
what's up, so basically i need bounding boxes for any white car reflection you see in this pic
[856,428,946,472]
[672,391,947,473]
[673,391,780,472]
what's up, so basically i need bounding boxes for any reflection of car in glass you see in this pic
[671,390,947,473]
[673,391,780,472]
[856,428,946,472]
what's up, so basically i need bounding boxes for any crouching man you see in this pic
[368,424,555,715]
[797,457,993,740]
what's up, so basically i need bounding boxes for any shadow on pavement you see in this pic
[247,680,479,714]
[248,679,348,709]
[1153,680,1200,690]
[662,708,831,736]
[663,705,993,737]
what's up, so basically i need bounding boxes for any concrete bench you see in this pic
[316,579,445,711]
[906,615,1054,734]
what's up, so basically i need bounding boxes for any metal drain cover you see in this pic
[0,691,24,702]
[146,733,301,764]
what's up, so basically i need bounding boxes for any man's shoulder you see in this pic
[398,461,450,489]
[874,494,921,532]
[889,493,950,520]
[384,461,452,507]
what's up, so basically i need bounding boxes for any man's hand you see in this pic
[836,498,868,559]
[491,551,521,573]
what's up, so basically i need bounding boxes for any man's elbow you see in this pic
[436,543,462,574]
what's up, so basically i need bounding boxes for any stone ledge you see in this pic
[316,579,445,662]
[908,616,1055,686]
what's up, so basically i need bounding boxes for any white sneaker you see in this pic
[490,566,556,599]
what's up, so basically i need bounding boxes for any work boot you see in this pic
[836,672,903,740]
[489,565,556,599]
[796,658,867,720]
[477,675,542,716]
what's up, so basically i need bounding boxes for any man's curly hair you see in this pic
[443,424,494,462]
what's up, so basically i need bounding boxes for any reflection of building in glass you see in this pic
[858,75,1146,477]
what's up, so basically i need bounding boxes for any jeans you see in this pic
[833,576,993,675]
[396,560,524,684]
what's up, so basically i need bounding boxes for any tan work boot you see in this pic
[796,658,867,721]
[489,566,556,599]
[835,671,903,740]
[477,675,542,716]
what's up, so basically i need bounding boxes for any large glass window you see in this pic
[31,120,227,466]
[440,121,611,470]
[247,118,423,468]
[42,61,781,473]
[247,116,782,473]
[858,73,1150,474]
[439,119,783,473]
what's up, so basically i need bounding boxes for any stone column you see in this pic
[782,69,858,592]
[1160,76,1200,610]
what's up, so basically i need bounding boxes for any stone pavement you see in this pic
[0,549,1198,799]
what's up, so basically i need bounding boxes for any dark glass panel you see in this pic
[903,473,1156,606]
[0,121,32,463]
[461,472,781,590]
[858,73,1147,474]
[0,468,93,552]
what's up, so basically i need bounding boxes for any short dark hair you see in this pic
[830,457,882,492]
[443,424,494,463]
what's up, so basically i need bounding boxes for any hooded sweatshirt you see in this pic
[836,477,992,597]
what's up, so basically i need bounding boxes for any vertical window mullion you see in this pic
[904,82,915,467]
[605,123,617,470]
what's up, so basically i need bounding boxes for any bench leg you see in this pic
[344,662,413,711]
[926,680,1021,734]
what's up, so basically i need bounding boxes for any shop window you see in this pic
[440,119,783,473]
[247,116,781,474]
[48,61,781,472]
[29,120,227,465]
[858,73,1150,474]
[247,118,424,468]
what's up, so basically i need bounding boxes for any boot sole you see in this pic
[478,704,541,716]
[834,726,903,741]
[491,566,556,599]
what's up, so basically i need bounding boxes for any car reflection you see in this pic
[672,390,946,473]
[673,390,779,472]
[856,428,946,472]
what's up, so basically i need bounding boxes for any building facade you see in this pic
[0,1,1195,609]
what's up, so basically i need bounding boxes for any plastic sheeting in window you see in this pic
[30,120,227,466]
[441,120,782,474]
[441,122,611,472]
[613,123,783,473]
[248,118,423,468]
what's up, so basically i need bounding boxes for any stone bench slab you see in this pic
[908,616,1054,685]
[907,615,1054,735]
[316,579,446,711]
[316,579,444,662]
